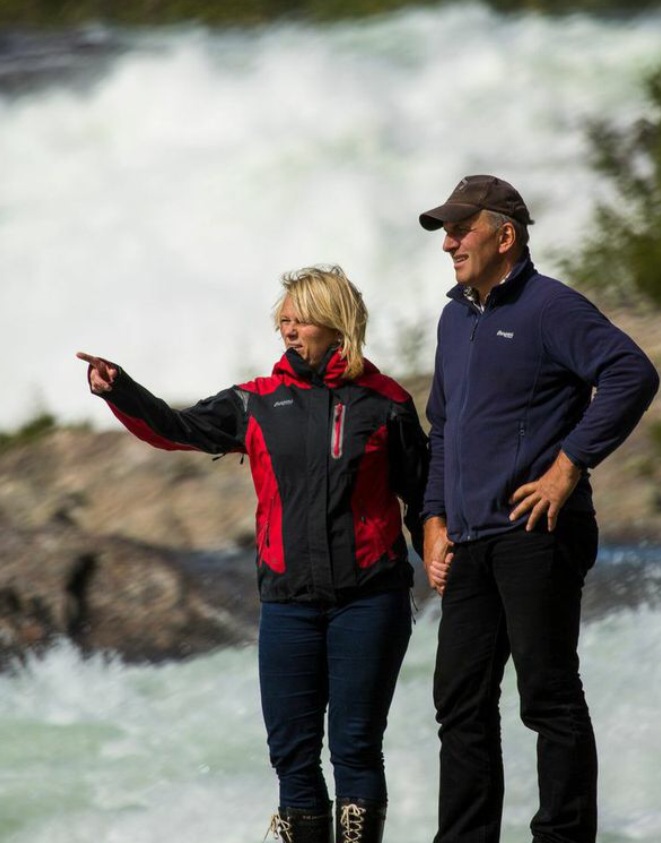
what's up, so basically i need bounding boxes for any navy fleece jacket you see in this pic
[423,251,659,543]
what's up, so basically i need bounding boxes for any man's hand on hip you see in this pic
[509,450,581,532]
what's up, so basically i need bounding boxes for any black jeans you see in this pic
[259,589,411,810]
[433,513,599,843]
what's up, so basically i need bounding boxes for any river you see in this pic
[1,555,660,842]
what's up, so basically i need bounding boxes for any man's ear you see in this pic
[498,221,517,254]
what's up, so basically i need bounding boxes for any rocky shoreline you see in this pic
[1,309,660,669]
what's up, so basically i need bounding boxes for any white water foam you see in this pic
[1,603,660,842]
[2,4,661,430]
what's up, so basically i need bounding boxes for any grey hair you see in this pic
[485,210,530,250]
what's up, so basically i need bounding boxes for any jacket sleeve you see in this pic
[387,397,429,558]
[422,317,447,522]
[542,291,659,468]
[98,366,248,455]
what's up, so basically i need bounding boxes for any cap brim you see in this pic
[419,202,482,230]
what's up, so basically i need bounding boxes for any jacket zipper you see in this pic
[331,402,345,460]
[457,307,482,539]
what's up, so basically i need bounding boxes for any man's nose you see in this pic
[442,233,456,253]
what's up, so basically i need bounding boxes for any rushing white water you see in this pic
[1,4,661,430]
[1,599,660,843]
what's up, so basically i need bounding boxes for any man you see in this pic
[418,174,659,843]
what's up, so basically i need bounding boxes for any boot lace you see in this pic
[265,812,293,843]
[339,803,366,843]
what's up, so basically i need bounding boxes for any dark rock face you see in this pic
[0,427,263,669]
[0,518,259,670]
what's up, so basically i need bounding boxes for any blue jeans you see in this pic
[258,589,412,810]
[434,513,599,843]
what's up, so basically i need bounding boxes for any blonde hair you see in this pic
[273,264,368,379]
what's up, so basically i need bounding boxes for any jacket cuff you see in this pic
[422,511,446,523]
[560,445,588,471]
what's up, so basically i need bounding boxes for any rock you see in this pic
[0,427,256,551]
[0,517,258,671]
[0,332,659,669]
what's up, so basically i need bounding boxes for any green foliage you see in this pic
[488,0,661,11]
[0,0,433,27]
[0,412,58,452]
[1,0,660,27]
[562,67,661,307]
[0,413,95,453]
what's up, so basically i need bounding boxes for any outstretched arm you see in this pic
[75,351,246,455]
[77,351,118,394]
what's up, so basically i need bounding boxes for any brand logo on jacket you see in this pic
[273,399,294,407]
[496,330,514,339]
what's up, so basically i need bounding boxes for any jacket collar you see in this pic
[273,347,379,388]
[447,248,536,309]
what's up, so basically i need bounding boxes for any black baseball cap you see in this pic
[419,174,534,230]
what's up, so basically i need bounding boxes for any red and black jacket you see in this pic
[97,348,429,603]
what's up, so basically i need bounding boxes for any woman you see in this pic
[77,264,428,843]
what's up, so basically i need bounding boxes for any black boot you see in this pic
[266,804,334,843]
[336,799,386,843]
